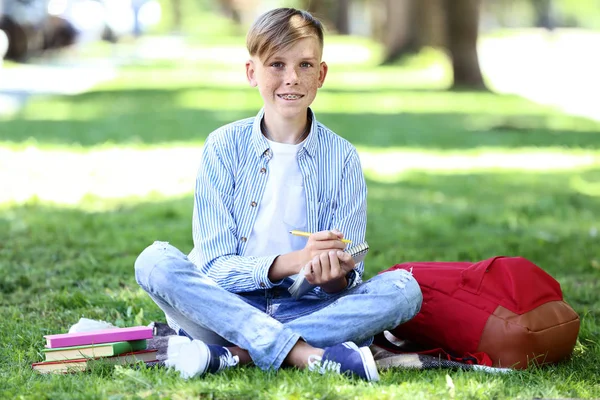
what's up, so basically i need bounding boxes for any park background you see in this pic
[1,0,599,398]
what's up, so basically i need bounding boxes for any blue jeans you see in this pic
[134,241,422,371]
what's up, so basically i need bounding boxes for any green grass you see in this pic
[1,35,600,399]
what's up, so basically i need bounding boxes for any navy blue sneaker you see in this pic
[165,336,239,379]
[308,342,380,381]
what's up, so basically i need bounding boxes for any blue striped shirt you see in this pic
[188,108,367,293]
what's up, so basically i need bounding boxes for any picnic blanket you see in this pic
[147,322,511,374]
[369,344,510,373]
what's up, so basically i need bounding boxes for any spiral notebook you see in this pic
[288,242,369,299]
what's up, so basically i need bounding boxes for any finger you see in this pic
[312,240,347,251]
[311,255,323,280]
[336,250,351,263]
[318,252,331,280]
[302,262,311,276]
[337,250,356,273]
[328,250,342,279]
[305,243,341,265]
[331,229,351,245]
[331,228,343,238]
[312,230,343,242]
[304,261,316,283]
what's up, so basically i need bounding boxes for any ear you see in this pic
[246,59,258,87]
[317,61,328,88]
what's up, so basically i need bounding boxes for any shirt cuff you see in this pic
[346,269,361,290]
[252,255,281,289]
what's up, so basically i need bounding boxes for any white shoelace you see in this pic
[217,350,239,372]
[307,354,341,374]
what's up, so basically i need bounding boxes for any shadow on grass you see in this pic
[0,169,598,395]
[1,169,598,308]
[0,86,598,149]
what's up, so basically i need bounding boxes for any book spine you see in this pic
[47,330,153,348]
[112,339,147,355]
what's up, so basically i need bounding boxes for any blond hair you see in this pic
[246,8,324,61]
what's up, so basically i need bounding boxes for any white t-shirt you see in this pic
[244,139,308,258]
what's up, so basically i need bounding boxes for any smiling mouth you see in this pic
[278,94,304,100]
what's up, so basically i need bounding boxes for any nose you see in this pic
[285,66,299,85]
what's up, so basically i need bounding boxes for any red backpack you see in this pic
[378,256,580,369]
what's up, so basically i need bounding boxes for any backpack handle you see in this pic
[460,256,505,294]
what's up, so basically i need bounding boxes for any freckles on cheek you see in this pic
[305,72,322,86]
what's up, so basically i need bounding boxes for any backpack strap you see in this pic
[373,332,494,366]
[460,256,505,294]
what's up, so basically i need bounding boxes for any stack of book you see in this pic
[32,326,157,374]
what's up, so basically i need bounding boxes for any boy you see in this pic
[134,8,422,382]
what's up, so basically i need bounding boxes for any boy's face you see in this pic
[246,36,327,121]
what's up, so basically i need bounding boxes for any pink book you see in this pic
[44,326,154,349]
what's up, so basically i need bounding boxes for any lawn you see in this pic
[1,33,599,399]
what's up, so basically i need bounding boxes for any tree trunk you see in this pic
[301,0,325,16]
[334,0,350,34]
[442,0,487,90]
[305,0,350,33]
[415,0,446,48]
[170,0,182,32]
[217,0,242,25]
[381,0,419,64]
[531,0,556,30]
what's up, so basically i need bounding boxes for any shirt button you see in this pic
[240,237,247,242]
[250,201,257,207]
[260,282,266,288]
[260,167,266,174]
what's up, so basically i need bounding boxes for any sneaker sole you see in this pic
[358,346,380,382]
[344,342,380,382]
[167,337,211,379]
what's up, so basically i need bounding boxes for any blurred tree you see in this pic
[377,0,486,90]
[378,0,445,63]
[170,0,182,31]
[217,0,242,25]
[379,0,418,62]
[301,0,350,34]
[442,0,486,90]
[531,0,556,30]
[335,0,350,35]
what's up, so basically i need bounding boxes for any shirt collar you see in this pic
[251,108,319,159]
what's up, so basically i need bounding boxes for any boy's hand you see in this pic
[302,229,347,262]
[268,230,348,283]
[304,249,356,293]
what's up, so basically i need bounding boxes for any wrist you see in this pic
[321,276,348,294]
[268,250,305,281]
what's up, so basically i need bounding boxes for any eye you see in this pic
[270,62,284,68]
[300,62,313,68]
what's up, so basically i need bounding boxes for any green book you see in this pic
[42,339,147,361]
[33,349,158,374]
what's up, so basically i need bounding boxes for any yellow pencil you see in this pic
[289,230,352,244]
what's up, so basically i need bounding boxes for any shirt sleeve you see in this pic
[314,147,367,296]
[191,135,280,293]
